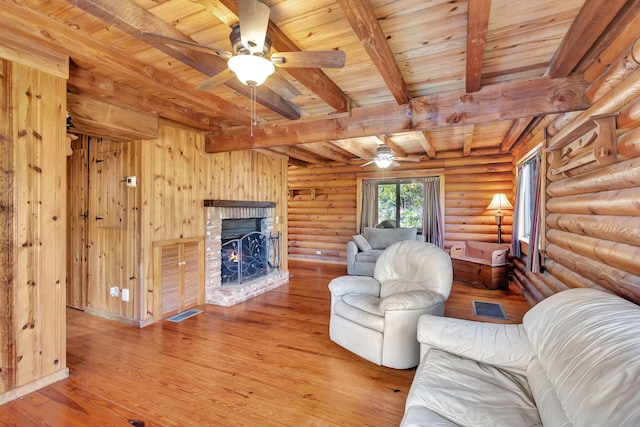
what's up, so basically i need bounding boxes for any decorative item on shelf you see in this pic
[288,187,316,200]
[546,113,618,177]
[487,193,513,244]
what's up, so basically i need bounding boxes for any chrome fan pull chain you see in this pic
[249,82,257,138]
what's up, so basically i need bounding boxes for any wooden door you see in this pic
[87,138,130,315]
[66,136,89,309]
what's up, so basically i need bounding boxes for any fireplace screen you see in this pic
[221,231,271,284]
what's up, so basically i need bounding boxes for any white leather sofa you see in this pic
[401,288,640,427]
[329,240,453,369]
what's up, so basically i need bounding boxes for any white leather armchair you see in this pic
[328,240,453,369]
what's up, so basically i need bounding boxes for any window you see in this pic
[377,180,424,230]
[360,175,444,247]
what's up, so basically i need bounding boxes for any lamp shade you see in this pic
[487,193,513,212]
[228,54,275,86]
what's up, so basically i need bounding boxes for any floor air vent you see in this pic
[165,309,203,322]
[472,301,507,320]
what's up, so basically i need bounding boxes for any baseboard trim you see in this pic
[0,368,69,405]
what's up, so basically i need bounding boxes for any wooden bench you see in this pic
[450,241,510,290]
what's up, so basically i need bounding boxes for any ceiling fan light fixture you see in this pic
[228,54,275,86]
[374,157,393,168]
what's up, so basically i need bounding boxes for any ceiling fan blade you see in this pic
[271,50,346,68]
[395,156,421,162]
[360,160,376,167]
[391,161,401,167]
[238,0,271,55]
[196,68,236,92]
[140,32,232,59]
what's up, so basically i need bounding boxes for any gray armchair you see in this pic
[347,226,418,276]
[329,240,453,369]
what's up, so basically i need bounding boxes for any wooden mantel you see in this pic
[203,200,276,208]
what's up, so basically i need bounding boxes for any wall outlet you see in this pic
[315,250,322,255]
[121,288,130,302]
[110,286,119,297]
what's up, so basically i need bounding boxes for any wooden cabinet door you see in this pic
[181,241,201,310]
[160,244,181,317]
[154,238,204,320]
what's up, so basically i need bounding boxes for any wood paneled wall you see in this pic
[512,33,640,305]
[0,58,68,403]
[67,120,289,326]
[288,154,514,264]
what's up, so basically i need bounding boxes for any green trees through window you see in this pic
[377,180,424,229]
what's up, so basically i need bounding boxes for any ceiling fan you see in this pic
[360,146,421,168]
[140,0,346,92]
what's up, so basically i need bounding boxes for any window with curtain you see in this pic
[512,148,542,272]
[377,180,424,229]
[361,176,443,247]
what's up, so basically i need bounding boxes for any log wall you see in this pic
[0,57,68,402]
[288,154,514,264]
[512,34,640,305]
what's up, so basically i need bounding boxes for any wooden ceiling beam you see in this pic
[331,140,376,162]
[268,146,332,166]
[298,143,355,164]
[465,0,491,93]
[378,135,406,157]
[336,0,411,105]
[212,0,351,113]
[499,117,533,153]
[73,0,300,120]
[417,132,437,159]
[68,65,221,133]
[575,0,640,74]
[206,75,589,152]
[548,0,629,78]
[0,0,251,125]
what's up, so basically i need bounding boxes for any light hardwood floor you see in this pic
[0,261,531,426]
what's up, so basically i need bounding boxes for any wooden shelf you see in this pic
[203,200,276,208]
[288,188,316,199]
[547,113,618,176]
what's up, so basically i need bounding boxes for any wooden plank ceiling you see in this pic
[1,0,636,167]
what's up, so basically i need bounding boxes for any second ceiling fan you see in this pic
[361,146,421,168]
[141,0,346,92]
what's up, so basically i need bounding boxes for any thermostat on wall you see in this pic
[125,176,137,187]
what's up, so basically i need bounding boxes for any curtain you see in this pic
[423,177,444,248]
[527,152,542,273]
[512,151,542,272]
[511,171,523,258]
[360,181,378,233]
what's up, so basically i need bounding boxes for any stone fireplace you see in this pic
[204,200,288,306]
